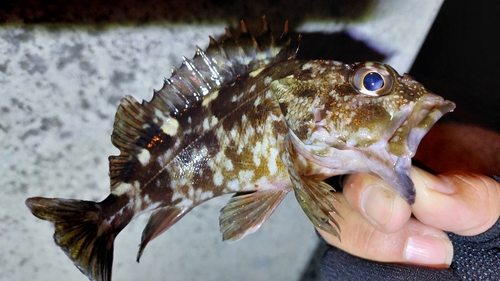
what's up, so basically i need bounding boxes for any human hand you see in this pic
[317,167,500,268]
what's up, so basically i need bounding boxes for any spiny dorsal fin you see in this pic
[109,18,299,190]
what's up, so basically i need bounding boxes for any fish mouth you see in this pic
[378,93,455,203]
[389,93,456,157]
[287,92,455,204]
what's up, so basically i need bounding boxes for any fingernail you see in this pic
[360,185,395,227]
[405,235,453,266]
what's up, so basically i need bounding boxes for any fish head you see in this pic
[273,60,455,204]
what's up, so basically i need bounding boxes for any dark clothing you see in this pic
[319,218,500,280]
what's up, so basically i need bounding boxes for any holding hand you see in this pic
[318,168,500,267]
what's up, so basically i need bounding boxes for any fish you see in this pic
[25,17,455,281]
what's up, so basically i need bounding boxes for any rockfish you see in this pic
[25,17,455,281]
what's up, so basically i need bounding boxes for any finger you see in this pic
[318,192,453,267]
[411,167,500,236]
[342,173,412,233]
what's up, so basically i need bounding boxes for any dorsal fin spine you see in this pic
[165,75,198,108]
[194,47,223,86]
[152,89,179,116]
[177,57,209,99]
[182,56,213,95]
[205,37,236,83]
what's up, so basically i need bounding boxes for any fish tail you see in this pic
[26,196,127,281]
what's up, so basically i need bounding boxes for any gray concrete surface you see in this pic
[0,1,442,280]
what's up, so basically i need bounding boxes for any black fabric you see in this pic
[447,219,500,280]
[319,218,500,280]
[319,176,500,280]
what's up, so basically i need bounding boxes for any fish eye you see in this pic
[363,72,384,91]
[350,62,395,97]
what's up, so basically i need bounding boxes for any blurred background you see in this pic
[1,1,498,280]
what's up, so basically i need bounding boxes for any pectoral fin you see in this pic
[283,134,342,239]
[137,207,190,262]
[219,189,289,242]
[291,176,342,239]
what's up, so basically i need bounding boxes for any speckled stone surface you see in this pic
[0,1,442,280]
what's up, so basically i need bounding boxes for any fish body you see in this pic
[26,18,455,281]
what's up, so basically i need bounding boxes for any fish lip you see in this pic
[366,93,455,204]
[399,93,456,155]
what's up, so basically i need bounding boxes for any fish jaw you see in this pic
[382,92,455,203]
[401,92,456,156]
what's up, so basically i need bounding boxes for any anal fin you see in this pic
[137,207,190,262]
[219,189,289,242]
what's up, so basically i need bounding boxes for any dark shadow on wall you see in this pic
[0,0,374,24]
[0,0,386,65]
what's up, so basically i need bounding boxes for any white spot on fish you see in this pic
[227,179,240,191]
[267,148,279,175]
[301,62,315,70]
[253,141,262,166]
[113,182,133,196]
[132,181,142,211]
[177,198,194,208]
[231,92,245,102]
[254,96,261,107]
[133,181,140,190]
[154,108,179,136]
[224,160,234,171]
[171,192,193,209]
[249,84,256,93]
[203,118,210,130]
[161,117,179,136]
[249,67,265,77]
[202,90,219,107]
[137,149,151,166]
[195,189,214,201]
[210,116,218,126]
[264,76,273,85]
[238,170,254,184]
[213,171,224,186]
[230,127,238,140]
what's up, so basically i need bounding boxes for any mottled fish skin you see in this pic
[25,18,455,281]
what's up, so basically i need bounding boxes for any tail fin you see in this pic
[26,197,119,281]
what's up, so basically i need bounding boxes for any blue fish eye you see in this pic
[350,62,395,96]
[363,72,384,91]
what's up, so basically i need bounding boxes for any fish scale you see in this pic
[25,17,455,281]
